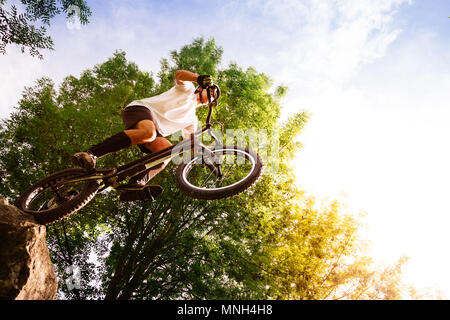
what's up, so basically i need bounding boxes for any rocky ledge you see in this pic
[0,198,57,300]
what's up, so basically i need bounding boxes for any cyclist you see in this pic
[71,70,219,202]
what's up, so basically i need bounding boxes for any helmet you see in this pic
[207,84,221,106]
[195,84,221,106]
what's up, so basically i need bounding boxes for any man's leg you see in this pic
[124,119,158,146]
[128,136,172,185]
[120,120,172,202]
[72,120,158,170]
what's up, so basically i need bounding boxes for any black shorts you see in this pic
[122,105,163,154]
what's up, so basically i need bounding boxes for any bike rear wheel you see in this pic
[15,168,100,225]
[175,145,263,200]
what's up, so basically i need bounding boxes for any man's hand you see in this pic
[197,74,213,88]
[174,70,213,87]
[174,70,199,85]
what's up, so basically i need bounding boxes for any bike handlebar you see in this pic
[203,84,221,125]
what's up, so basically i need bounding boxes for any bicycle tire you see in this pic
[15,168,100,225]
[175,145,263,200]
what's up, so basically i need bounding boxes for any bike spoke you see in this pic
[185,149,252,190]
[49,181,66,204]
[217,165,233,187]
[200,168,216,188]
[25,173,88,211]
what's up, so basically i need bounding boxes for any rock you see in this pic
[0,197,58,300]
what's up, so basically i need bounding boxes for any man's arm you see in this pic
[182,123,196,140]
[174,70,199,85]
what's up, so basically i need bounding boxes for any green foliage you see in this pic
[0,0,91,58]
[0,50,153,202]
[0,37,416,300]
[155,37,223,94]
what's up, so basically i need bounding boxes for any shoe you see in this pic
[71,152,97,171]
[119,184,164,202]
[71,132,132,171]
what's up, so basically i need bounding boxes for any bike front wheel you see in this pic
[175,145,263,200]
[15,168,100,225]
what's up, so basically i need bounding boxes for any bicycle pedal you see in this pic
[116,184,146,191]
[94,167,117,175]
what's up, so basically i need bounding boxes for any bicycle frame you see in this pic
[110,125,221,190]
[58,92,222,192]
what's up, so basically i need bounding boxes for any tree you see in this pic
[0,37,423,300]
[0,0,91,59]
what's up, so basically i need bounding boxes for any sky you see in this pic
[1,0,450,298]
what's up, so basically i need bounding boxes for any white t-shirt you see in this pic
[126,81,199,139]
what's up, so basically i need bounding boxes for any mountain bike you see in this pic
[15,85,263,225]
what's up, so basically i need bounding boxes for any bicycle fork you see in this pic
[196,145,223,179]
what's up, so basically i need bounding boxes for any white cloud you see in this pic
[214,0,412,122]
[0,0,414,119]
[0,1,177,119]
[291,8,450,295]
[213,0,450,298]
[0,47,43,119]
